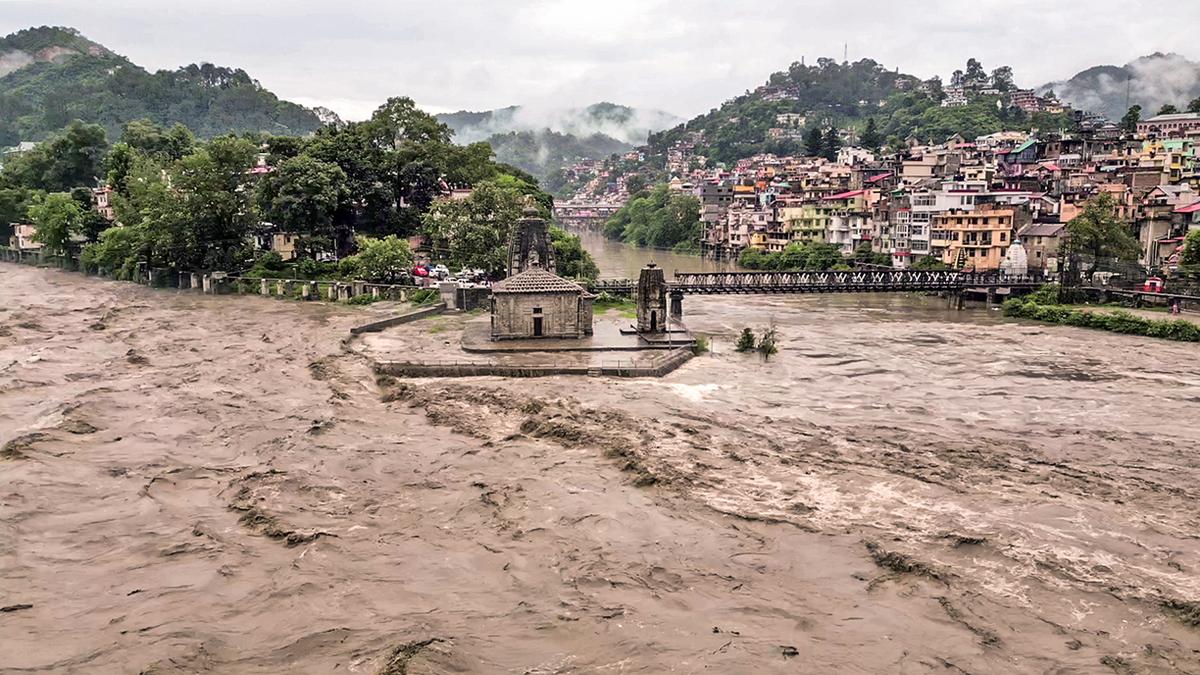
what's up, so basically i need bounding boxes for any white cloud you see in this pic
[3,0,1199,120]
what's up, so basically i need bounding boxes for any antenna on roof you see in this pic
[844,43,848,64]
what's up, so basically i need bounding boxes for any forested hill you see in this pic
[0,26,323,145]
[648,57,1071,166]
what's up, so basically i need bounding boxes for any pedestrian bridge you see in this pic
[590,269,1043,296]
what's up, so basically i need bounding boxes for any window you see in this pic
[533,307,543,315]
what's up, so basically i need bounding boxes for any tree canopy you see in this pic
[602,184,701,252]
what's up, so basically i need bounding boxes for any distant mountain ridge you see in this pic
[1039,53,1200,120]
[0,26,324,145]
[437,102,682,146]
[436,102,681,183]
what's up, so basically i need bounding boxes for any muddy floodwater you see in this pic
[568,228,744,279]
[2,263,1200,674]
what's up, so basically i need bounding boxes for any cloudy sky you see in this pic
[3,0,1198,120]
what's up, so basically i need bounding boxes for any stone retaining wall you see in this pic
[349,305,446,334]
[374,347,694,379]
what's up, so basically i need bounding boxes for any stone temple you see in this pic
[489,207,593,340]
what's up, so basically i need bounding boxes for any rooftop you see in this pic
[492,268,589,295]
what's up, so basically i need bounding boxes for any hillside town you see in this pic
[559,97,1200,279]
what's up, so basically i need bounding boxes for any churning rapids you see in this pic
[2,262,1199,673]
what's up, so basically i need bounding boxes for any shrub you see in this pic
[735,328,756,352]
[347,293,378,305]
[692,335,710,355]
[409,288,440,306]
[1006,298,1199,342]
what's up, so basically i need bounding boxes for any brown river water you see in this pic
[1,257,1199,674]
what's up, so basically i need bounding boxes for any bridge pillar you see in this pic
[669,290,684,323]
[636,263,668,333]
[986,288,997,307]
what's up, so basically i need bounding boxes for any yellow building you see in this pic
[935,207,1016,271]
[780,203,830,245]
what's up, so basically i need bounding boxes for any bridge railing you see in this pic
[669,269,1043,293]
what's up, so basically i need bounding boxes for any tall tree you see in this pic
[1064,192,1140,279]
[257,155,348,239]
[3,121,109,192]
[860,117,882,151]
[990,66,1015,92]
[1188,97,1200,114]
[803,126,824,156]
[1120,105,1142,134]
[964,58,986,85]
[1158,104,1180,116]
[421,179,529,276]
[821,127,842,162]
[28,192,84,253]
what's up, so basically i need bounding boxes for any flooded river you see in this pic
[2,263,1199,673]
[569,227,743,279]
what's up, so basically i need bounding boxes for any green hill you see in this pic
[0,26,322,145]
[648,57,1072,167]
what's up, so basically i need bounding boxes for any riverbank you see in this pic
[1003,296,1200,341]
[3,266,1199,672]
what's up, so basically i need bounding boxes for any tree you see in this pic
[860,117,882,152]
[950,70,965,88]
[1120,105,1142,134]
[925,76,945,102]
[104,142,136,196]
[1064,192,1140,279]
[1180,229,1200,272]
[735,328,756,352]
[549,226,599,281]
[28,192,83,253]
[421,179,528,276]
[965,58,986,86]
[602,184,701,250]
[1188,97,1200,114]
[1158,104,1179,116]
[257,155,348,238]
[625,174,647,195]
[804,126,824,156]
[120,120,194,160]
[990,66,1015,93]
[757,325,779,361]
[338,235,413,283]
[3,121,109,192]
[68,186,110,242]
[821,127,841,162]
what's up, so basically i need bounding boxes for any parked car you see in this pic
[432,264,451,279]
[412,265,429,278]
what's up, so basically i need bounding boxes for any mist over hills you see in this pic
[437,102,682,146]
[0,26,323,145]
[435,102,681,182]
[1040,53,1200,120]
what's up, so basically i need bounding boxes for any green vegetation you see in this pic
[346,293,380,305]
[1062,192,1140,279]
[550,225,599,281]
[481,129,630,183]
[27,191,84,253]
[648,57,1072,167]
[337,235,413,284]
[603,183,701,252]
[1003,296,1200,342]
[0,27,321,145]
[4,93,586,287]
[735,328,757,353]
[691,335,709,355]
[757,326,779,361]
[1178,229,1200,276]
[408,288,441,306]
[592,292,636,318]
[738,242,847,270]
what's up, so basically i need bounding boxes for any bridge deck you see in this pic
[591,270,1043,295]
